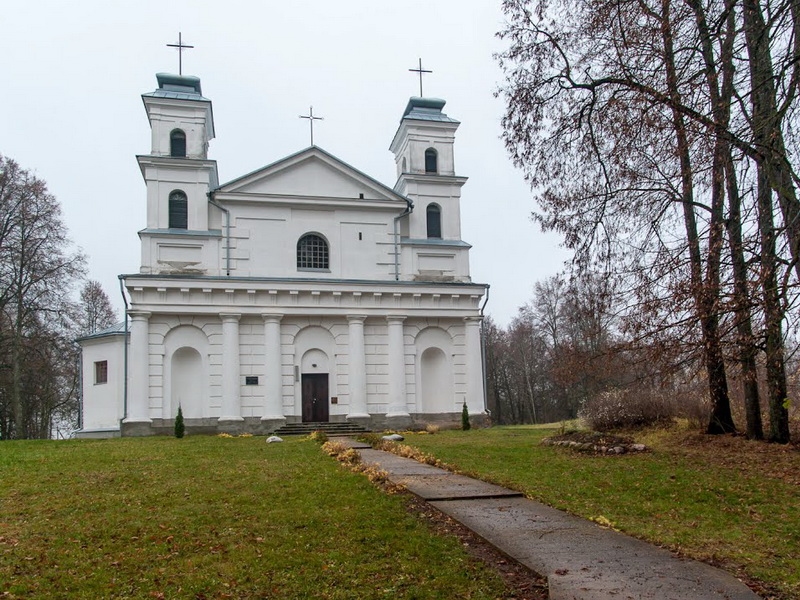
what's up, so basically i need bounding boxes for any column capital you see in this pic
[262,313,283,324]
[220,313,241,322]
[128,310,151,321]
[347,315,368,324]
[463,315,483,325]
[386,315,407,324]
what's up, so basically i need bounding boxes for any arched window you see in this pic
[168,191,188,229]
[424,148,438,173]
[426,204,442,239]
[297,233,329,270]
[170,129,187,157]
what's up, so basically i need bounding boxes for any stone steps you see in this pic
[272,421,371,436]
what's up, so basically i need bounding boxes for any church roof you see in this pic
[214,145,412,207]
[142,73,210,102]
[401,97,460,124]
[76,321,127,343]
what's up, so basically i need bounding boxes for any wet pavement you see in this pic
[335,437,761,600]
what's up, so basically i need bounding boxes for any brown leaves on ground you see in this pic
[658,430,800,486]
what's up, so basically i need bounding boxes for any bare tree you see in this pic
[79,280,117,335]
[496,0,798,440]
[0,155,84,439]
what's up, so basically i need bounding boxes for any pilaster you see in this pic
[386,316,410,429]
[346,315,369,421]
[262,314,286,427]
[219,313,243,424]
[464,316,485,415]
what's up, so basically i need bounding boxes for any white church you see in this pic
[77,72,488,437]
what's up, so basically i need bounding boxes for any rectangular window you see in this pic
[95,361,108,385]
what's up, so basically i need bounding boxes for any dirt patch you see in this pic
[542,431,648,455]
[401,492,549,600]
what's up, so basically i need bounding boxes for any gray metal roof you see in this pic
[76,321,127,343]
[142,73,210,102]
[402,97,460,124]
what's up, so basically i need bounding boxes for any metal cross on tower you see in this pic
[167,32,194,76]
[299,106,324,146]
[408,58,432,97]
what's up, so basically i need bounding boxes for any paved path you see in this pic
[337,438,760,600]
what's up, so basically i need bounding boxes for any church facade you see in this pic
[77,73,488,437]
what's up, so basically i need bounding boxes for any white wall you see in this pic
[80,335,126,431]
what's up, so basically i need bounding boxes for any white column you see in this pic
[386,316,409,418]
[347,315,369,419]
[464,316,485,414]
[219,313,243,422]
[262,314,285,421]
[125,310,151,423]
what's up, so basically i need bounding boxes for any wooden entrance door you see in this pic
[301,374,329,422]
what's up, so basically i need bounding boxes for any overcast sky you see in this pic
[1,0,570,326]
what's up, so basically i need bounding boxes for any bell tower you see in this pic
[389,97,467,242]
[389,98,472,282]
[136,74,220,274]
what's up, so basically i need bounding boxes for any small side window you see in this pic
[95,361,108,384]
[170,129,187,157]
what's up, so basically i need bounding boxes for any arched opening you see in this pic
[420,347,452,413]
[297,233,329,270]
[170,129,187,157]
[171,346,203,418]
[426,204,442,239]
[401,157,407,173]
[169,190,188,229]
[424,148,438,173]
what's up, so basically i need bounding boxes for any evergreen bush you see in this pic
[461,403,471,430]
[174,405,185,438]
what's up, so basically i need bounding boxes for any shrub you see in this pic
[174,405,185,438]
[579,388,675,431]
[356,432,382,447]
[425,424,440,434]
[308,430,328,444]
[461,403,471,431]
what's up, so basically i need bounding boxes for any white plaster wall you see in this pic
[146,100,212,159]
[230,204,395,279]
[80,336,125,431]
[146,316,223,419]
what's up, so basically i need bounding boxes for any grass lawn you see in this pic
[0,436,515,599]
[406,425,800,599]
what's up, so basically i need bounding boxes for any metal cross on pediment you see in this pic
[409,58,432,97]
[299,106,324,146]
[167,32,194,75]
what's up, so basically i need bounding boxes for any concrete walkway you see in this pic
[337,438,760,600]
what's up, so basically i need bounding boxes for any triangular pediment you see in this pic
[215,146,407,204]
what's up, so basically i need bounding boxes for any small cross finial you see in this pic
[299,106,324,146]
[167,32,194,76]
[408,58,432,97]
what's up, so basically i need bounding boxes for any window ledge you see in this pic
[297,268,331,273]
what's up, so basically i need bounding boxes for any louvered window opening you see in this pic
[169,191,188,229]
[170,130,187,157]
[427,204,442,239]
[297,234,329,270]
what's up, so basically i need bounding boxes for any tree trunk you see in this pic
[724,157,764,439]
[661,0,735,434]
[756,166,791,443]
[742,0,800,282]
